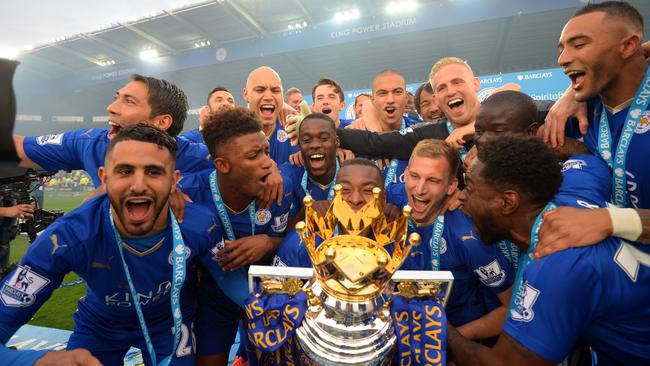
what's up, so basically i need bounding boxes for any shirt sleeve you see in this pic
[22,130,91,172]
[503,250,600,363]
[274,230,312,268]
[337,122,450,160]
[0,227,72,329]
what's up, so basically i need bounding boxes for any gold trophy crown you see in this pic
[295,184,421,302]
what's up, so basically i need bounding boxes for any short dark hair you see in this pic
[411,139,460,182]
[477,135,562,205]
[285,87,302,101]
[312,77,345,102]
[131,74,188,137]
[206,86,232,104]
[372,69,405,92]
[481,90,538,130]
[354,93,371,106]
[299,112,337,136]
[106,123,177,163]
[414,82,434,115]
[201,106,262,156]
[340,158,382,176]
[574,1,643,34]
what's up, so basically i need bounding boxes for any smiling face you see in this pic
[243,67,283,133]
[458,160,506,244]
[354,94,371,119]
[336,164,384,212]
[288,91,303,112]
[208,90,236,113]
[418,88,442,122]
[215,132,274,198]
[299,117,339,182]
[100,140,178,237]
[106,81,155,139]
[372,72,407,130]
[312,85,346,123]
[432,63,481,127]
[404,155,457,223]
[557,11,629,103]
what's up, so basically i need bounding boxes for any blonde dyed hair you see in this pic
[428,57,474,84]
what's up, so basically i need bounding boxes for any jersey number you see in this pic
[174,323,195,357]
[614,241,650,282]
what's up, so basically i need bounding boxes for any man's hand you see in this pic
[541,86,588,147]
[257,161,284,209]
[198,105,210,128]
[445,123,474,150]
[336,148,355,163]
[218,235,277,271]
[0,203,34,219]
[289,151,304,167]
[169,188,192,223]
[442,188,463,212]
[463,146,478,173]
[35,349,103,366]
[534,207,612,259]
[279,102,300,129]
[285,101,311,146]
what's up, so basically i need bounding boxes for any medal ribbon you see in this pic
[597,66,650,207]
[301,159,340,200]
[497,240,521,273]
[408,214,445,271]
[508,202,556,317]
[383,118,407,187]
[109,208,186,366]
[210,170,255,240]
[446,120,469,163]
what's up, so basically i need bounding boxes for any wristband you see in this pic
[608,207,642,242]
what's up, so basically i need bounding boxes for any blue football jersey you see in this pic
[0,195,245,363]
[504,238,650,365]
[23,128,213,187]
[179,128,203,143]
[279,162,334,216]
[583,98,650,208]
[339,118,353,129]
[268,120,299,165]
[387,183,514,326]
[555,153,611,209]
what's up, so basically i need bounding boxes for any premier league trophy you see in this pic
[246,185,454,366]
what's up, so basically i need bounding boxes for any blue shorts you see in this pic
[194,275,242,356]
[68,316,196,366]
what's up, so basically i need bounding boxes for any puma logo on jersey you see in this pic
[462,233,477,241]
[50,234,68,255]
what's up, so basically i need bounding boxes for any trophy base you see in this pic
[296,281,395,366]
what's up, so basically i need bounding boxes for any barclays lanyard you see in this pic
[383,118,407,187]
[109,208,186,366]
[497,240,521,273]
[409,214,445,270]
[507,202,555,314]
[597,67,650,207]
[210,170,255,240]
[446,121,469,163]
[301,160,340,200]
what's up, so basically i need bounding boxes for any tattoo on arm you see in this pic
[636,209,650,244]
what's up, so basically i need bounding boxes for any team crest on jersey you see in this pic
[272,213,289,233]
[210,238,226,259]
[255,210,272,225]
[36,133,63,146]
[1,265,50,307]
[474,260,506,287]
[272,255,287,267]
[168,245,192,265]
[510,281,540,322]
[634,111,650,134]
[561,159,586,172]
[277,129,288,142]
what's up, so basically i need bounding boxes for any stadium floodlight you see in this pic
[334,9,360,22]
[0,47,19,59]
[139,49,159,61]
[386,0,417,14]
